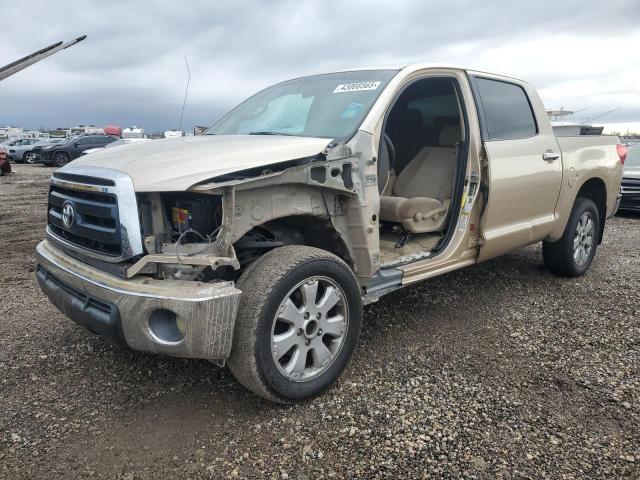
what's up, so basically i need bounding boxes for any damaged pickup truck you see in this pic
[36,65,625,402]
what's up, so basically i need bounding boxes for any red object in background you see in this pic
[104,125,122,137]
[617,144,627,165]
[0,151,12,176]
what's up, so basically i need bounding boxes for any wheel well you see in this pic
[577,178,606,243]
[234,215,354,270]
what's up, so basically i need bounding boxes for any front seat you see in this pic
[379,125,459,233]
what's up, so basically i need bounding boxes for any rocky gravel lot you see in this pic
[0,164,638,479]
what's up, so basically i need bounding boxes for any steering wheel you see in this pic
[377,133,396,194]
[383,133,396,169]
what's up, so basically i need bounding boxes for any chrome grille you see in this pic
[48,185,121,256]
[46,167,144,263]
[621,177,640,194]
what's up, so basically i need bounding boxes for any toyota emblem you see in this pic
[62,201,75,228]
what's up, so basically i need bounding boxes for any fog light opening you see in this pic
[148,309,184,343]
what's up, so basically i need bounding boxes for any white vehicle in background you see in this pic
[69,125,104,136]
[80,137,152,156]
[122,126,145,139]
[164,129,184,138]
[0,126,25,140]
[25,130,50,139]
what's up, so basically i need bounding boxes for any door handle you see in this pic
[542,150,560,161]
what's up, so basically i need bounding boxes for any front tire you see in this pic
[543,197,600,277]
[227,245,362,403]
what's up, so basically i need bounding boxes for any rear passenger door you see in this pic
[470,75,563,261]
[73,137,95,156]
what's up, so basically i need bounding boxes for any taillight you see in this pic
[617,144,627,165]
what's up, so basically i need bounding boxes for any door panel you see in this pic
[470,75,563,261]
[478,135,562,260]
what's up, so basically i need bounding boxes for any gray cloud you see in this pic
[1,0,639,132]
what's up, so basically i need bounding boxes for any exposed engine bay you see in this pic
[135,191,287,283]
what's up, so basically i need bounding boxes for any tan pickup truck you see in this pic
[36,64,625,402]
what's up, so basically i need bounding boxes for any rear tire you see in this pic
[53,152,70,168]
[543,197,600,277]
[227,245,362,403]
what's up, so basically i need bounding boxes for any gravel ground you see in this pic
[1,164,638,479]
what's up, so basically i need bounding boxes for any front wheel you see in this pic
[53,152,70,168]
[227,245,362,403]
[543,197,600,277]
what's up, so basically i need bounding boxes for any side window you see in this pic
[78,137,92,145]
[474,78,537,140]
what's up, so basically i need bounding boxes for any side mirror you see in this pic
[74,142,79,148]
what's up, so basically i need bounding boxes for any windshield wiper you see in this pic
[248,131,299,136]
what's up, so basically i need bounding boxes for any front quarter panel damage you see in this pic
[192,139,379,283]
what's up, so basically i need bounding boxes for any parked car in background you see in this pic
[39,134,118,167]
[24,138,64,164]
[620,143,640,213]
[0,137,42,162]
[80,137,152,156]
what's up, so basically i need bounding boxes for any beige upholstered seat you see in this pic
[380,125,459,233]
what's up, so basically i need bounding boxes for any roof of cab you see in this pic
[298,63,527,84]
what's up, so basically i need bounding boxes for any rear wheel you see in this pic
[24,151,35,164]
[53,152,70,168]
[227,245,362,403]
[543,197,600,277]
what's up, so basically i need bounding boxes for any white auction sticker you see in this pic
[333,81,381,93]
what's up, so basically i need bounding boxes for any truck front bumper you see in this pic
[36,240,241,360]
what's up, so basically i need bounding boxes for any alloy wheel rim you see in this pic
[573,211,594,267]
[271,276,348,382]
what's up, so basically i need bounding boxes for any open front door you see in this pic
[471,75,563,262]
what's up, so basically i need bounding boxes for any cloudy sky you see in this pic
[1,0,639,134]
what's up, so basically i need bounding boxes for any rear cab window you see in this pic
[471,77,538,140]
